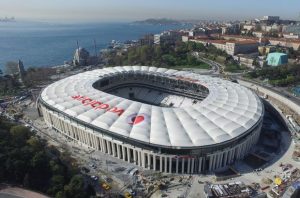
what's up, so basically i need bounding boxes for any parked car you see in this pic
[81,167,90,173]
[101,182,111,191]
[103,176,113,183]
[89,163,97,169]
[124,192,132,198]
[90,175,99,181]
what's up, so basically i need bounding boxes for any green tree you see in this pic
[162,54,176,66]
[23,173,31,188]
[63,175,88,198]
[154,45,162,58]
[187,54,198,66]
[10,126,32,147]
[194,43,206,52]
[140,45,152,64]
[27,136,44,151]
[0,120,92,197]
[47,175,65,196]
[127,49,138,64]
[50,160,65,175]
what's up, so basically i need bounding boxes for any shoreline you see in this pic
[0,22,190,71]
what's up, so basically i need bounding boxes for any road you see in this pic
[198,57,220,73]
[193,55,300,106]
[237,77,300,106]
[195,55,220,75]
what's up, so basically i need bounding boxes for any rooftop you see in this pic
[40,66,263,148]
[226,40,258,45]
[268,52,287,56]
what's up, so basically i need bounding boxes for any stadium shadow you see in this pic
[229,100,292,176]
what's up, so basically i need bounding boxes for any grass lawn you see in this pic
[215,56,226,64]
[224,64,248,73]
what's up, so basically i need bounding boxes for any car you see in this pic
[89,163,97,169]
[128,189,136,196]
[101,182,111,190]
[282,167,289,171]
[90,175,99,181]
[81,167,90,173]
[124,192,132,198]
[103,176,113,183]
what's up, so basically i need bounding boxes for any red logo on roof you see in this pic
[71,95,124,116]
[127,113,148,125]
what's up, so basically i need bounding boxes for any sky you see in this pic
[1,0,300,22]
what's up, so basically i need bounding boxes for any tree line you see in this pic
[245,64,300,86]
[0,118,95,198]
[0,65,56,96]
[104,41,230,68]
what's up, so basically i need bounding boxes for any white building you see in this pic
[253,31,264,38]
[225,40,259,56]
[262,16,280,22]
[282,33,300,39]
[154,31,182,45]
[243,24,255,31]
[187,38,258,56]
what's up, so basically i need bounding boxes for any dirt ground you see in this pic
[0,185,49,198]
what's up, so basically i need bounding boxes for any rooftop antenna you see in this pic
[77,40,80,58]
[75,40,80,66]
[94,39,97,56]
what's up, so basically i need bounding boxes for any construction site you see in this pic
[1,65,300,198]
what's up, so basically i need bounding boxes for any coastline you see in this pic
[0,22,189,71]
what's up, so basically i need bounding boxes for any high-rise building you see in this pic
[139,34,154,46]
[262,16,280,22]
[154,31,182,45]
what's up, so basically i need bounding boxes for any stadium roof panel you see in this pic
[41,66,263,148]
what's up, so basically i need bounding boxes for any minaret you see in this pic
[18,60,25,75]
[18,59,25,82]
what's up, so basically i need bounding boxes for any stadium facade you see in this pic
[38,66,264,174]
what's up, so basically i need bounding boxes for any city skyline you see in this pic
[1,0,300,22]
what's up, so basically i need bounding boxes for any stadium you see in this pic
[38,66,264,174]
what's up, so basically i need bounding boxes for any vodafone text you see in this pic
[71,95,124,116]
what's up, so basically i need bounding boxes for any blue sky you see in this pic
[1,0,300,22]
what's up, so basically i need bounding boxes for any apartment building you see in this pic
[187,37,258,55]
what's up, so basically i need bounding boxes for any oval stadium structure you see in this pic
[38,66,264,174]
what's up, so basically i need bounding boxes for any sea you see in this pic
[0,21,189,71]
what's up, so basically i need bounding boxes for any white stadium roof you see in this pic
[41,66,263,148]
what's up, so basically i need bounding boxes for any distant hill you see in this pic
[133,18,183,25]
[0,17,16,22]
